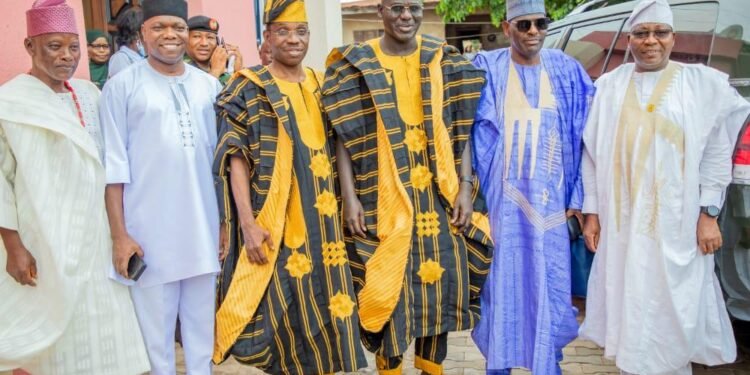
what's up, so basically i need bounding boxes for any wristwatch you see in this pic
[460,175,475,187]
[700,205,721,218]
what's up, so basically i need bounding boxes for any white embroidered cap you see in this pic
[626,0,674,29]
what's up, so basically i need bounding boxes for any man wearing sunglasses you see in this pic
[579,0,750,374]
[470,0,595,373]
[323,1,493,374]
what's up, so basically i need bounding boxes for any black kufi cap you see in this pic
[142,0,188,22]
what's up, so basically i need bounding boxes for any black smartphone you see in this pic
[127,255,147,281]
[567,216,582,241]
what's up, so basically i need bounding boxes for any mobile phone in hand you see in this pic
[127,254,147,281]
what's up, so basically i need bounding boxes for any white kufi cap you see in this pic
[626,0,673,29]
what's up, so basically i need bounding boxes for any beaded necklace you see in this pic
[63,81,86,128]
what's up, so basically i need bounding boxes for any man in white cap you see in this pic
[0,0,149,373]
[99,0,223,373]
[580,0,750,373]
[470,0,595,373]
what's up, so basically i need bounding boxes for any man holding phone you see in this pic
[100,0,224,373]
[185,15,243,85]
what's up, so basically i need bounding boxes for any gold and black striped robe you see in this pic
[212,66,367,374]
[321,35,494,358]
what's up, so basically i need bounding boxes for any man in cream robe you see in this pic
[579,0,750,373]
[0,0,149,373]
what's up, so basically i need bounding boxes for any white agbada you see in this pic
[0,74,150,374]
[100,60,222,287]
[580,62,750,374]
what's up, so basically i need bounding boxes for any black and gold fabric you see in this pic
[213,65,367,374]
[264,0,306,24]
[321,34,494,371]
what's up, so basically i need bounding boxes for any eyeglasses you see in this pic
[271,27,310,38]
[630,29,673,40]
[383,4,424,17]
[88,44,111,50]
[510,17,551,32]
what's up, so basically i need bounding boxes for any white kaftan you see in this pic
[100,60,222,288]
[0,75,149,374]
[580,62,750,374]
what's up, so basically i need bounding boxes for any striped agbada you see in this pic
[322,34,493,373]
[212,65,367,374]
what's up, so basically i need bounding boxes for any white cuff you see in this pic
[699,187,725,208]
[105,160,131,184]
[0,201,18,231]
[582,194,598,214]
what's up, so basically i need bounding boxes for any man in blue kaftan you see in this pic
[471,0,595,373]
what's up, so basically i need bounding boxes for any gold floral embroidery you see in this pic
[410,164,433,191]
[322,241,348,267]
[285,251,312,278]
[417,259,445,284]
[309,153,332,179]
[329,291,355,320]
[314,190,338,217]
[404,127,427,153]
[416,211,440,237]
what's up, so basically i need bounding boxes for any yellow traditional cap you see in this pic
[264,0,307,24]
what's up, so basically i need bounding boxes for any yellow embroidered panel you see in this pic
[369,37,424,126]
[314,190,338,217]
[417,259,446,284]
[322,241,348,267]
[416,211,441,237]
[410,164,434,191]
[275,69,326,151]
[329,292,356,320]
[285,250,312,278]
[309,152,332,178]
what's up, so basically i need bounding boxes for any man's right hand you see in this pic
[344,197,367,238]
[583,214,601,252]
[209,46,230,78]
[241,221,273,265]
[112,235,144,279]
[5,244,37,287]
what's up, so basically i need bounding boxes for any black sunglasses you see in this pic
[511,17,551,32]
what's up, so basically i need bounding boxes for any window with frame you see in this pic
[712,0,750,97]
[354,29,385,43]
[543,31,562,49]
[563,19,624,80]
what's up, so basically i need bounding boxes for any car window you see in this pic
[544,31,563,49]
[563,19,625,80]
[713,0,750,97]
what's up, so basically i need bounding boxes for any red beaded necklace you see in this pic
[63,81,86,128]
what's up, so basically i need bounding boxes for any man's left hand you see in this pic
[219,222,229,261]
[697,213,722,255]
[451,184,473,233]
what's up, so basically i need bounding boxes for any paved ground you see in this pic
[177,299,750,374]
[180,331,750,375]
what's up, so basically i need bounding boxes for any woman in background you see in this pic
[86,30,111,89]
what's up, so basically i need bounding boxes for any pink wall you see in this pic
[188,0,260,68]
[0,0,259,85]
[0,0,90,84]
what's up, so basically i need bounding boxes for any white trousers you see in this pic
[620,364,692,375]
[130,273,216,375]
